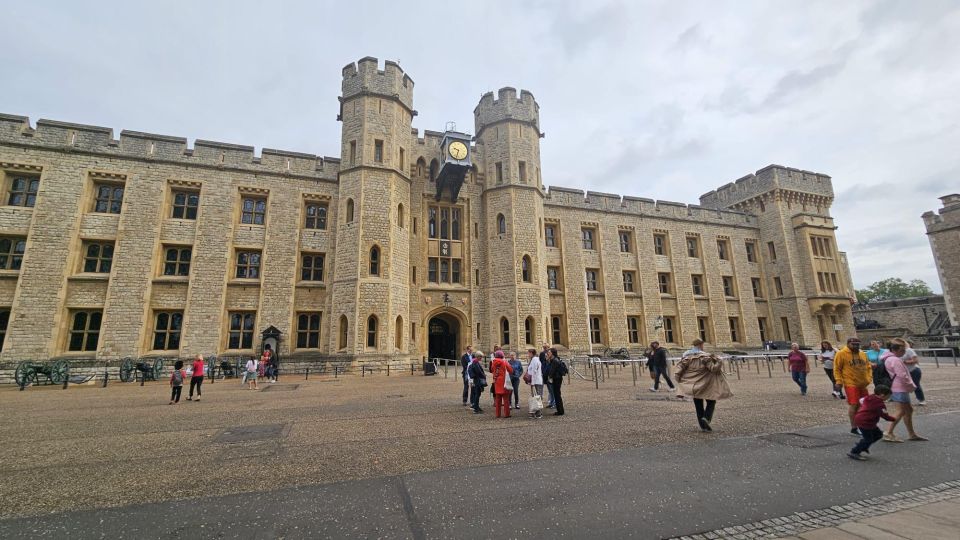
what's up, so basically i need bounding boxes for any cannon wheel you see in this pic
[613,348,630,360]
[14,361,32,387]
[49,359,70,385]
[119,357,135,383]
[151,358,165,380]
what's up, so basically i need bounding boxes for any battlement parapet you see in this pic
[341,56,414,110]
[545,186,757,226]
[700,164,833,209]
[923,193,960,232]
[0,114,338,180]
[474,87,540,134]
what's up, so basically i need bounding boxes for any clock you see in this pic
[448,141,468,160]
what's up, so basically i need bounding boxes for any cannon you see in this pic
[119,357,165,383]
[602,347,631,360]
[15,359,70,387]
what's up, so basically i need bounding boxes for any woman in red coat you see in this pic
[491,351,514,418]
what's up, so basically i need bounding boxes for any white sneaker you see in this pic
[648,387,658,393]
[917,400,926,406]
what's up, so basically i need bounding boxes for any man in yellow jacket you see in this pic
[833,337,872,436]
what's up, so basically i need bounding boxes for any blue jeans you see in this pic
[791,371,807,395]
[910,368,924,402]
[653,365,674,390]
[469,382,483,411]
[546,380,555,407]
[511,378,521,406]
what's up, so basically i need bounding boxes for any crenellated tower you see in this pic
[332,57,414,360]
[474,88,549,349]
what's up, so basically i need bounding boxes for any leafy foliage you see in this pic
[855,278,933,304]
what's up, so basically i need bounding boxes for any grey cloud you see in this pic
[674,23,709,52]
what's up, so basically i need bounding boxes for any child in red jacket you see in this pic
[848,385,895,460]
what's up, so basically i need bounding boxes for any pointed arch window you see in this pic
[338,315,348,350]
[521,255,532,283]
[367,315,378,348]
[500,317,510,345]
[397,203,404,228]
[525,317,535,345]
[369,246,380,276]
[395,316,403,349]
[345,198,355,223]
[497,214,506,235]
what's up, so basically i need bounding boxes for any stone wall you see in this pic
[923,195,960,331]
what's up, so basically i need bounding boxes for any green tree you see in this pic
[855,278,933,303]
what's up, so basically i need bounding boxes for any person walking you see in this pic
[508,351,523,410]
[902,341,926,405]
[540,343,555,408]
[787,343,809,396]
[675,341,732,432]
[847,385,896,460]
[245,357,259,390]
[547,348,566,416]
[526,348,543,419]
[819,341,841,399]
[467,352,486,414]
[865,341,888,387]
[169,360,185,405]
[187,354,204,401]
[883,339,928,443]
[646,341,676,393]
[460,345,473,407]
[833,338,872,436]
[490,351,514,418]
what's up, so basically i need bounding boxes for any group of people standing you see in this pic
[461,343,567,418]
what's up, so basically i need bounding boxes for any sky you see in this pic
[2,0,957,291]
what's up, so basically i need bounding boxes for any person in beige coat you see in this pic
[675,339,733,432]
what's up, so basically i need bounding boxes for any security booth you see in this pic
[260,325,282,381]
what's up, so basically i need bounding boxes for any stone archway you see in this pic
[427,312,461,362]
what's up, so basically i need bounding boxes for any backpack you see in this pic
[874,359,894,388]
[556,360,569,377]
[171,370,184,385]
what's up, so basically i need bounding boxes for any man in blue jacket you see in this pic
[460,345,473,406]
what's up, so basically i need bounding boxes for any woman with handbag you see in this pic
[675,340,732,432]
[490,351,515,418]
[525,348,543,419]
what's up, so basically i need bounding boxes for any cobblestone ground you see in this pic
[2,363,959,519]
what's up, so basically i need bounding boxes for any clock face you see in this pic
[448,141,468,160]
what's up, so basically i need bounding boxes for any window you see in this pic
[590,316,602,344]
[751,277,763,298]
[623,271,635,293]
[619,231,632,253]
[162,246,191,276]
[811,235,834,258]
[395,316,403,349]
[627,317,640,344]
[781,317,791,341]
[94,183,124,214]
[301,253,325,281]
[581,228,595,250]
[399,148,405,171]
[366,316,378,348]
[691,274,704,296]
[427,205,463,284]
[82,242,114,273]
[722,276,735,297]
[171,190,199,219]
[240,196,266,225]
[758,317,768,342]
[369,246,380,276]
[831,273,840,293]
[653,233,667,256]
[518,161,527,183]
[657,272,672,295]
[374,140,384,163]
[551,315,563,345]
[585,269,599,291]
[152,311,183,350]
[68,310,102,352]
[234,250,261,279]
[745,241,757,263]
[228,312,256,349]
[428,259,437,283]
[0,309,8,351]
[817,272,826,292]
[717,239,729,261]
[547,266,560,290]
[686,236,700,258]
[496,162,503,184]
[297,312,322,349]
[767,241,777,261]
[497,214,506,235]
[338,315,349,349]
[524,317,534,345]
[305,203,328,230]
[0,237,26,270]
[7,175,39,207]
[521,255,532,283]
[349,140,357,165]
[544,224,557,247]
[663,316,676,343]
[729,317,741,342]
[345,199,355,222]
[774,277,784,297]
[501,317,510,344]
[397,204,404,228]
[697,317,710,343]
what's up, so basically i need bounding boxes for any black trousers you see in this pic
[552,380,564,414]
[653,365,675,390]
[170,386,182,402]
[189,376,203,398]
[693,398,715,428]
[851,427,883,454]
[469,382,483,411]
[462,374,469,403]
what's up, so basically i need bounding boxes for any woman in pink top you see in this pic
[882,338,927,442]
[787,343,809,396]
[188,354,204,401]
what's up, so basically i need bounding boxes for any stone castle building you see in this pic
[0,56,856,364]
[923,195,960,333]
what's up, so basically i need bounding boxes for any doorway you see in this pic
[428,314,459,361]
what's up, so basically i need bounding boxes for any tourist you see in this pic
[787,343,809,396]
[883,339,928,442]
[675,341,732,432]
[187,354,204,401]
[646,340,676,393]
[526,348,543,419]
[847,384,895,461]
[833,338,872,436]
[169,360,185,405]
[264,345,279,383]
[490,351,514,418]
[902,341,926,405]
[819,341,842,399]
[245,357,259,390]
[865,341,888,387]
[682,338,704,358]
[547,348,566,416]
[468,352,486,414]
[460,345,473,407]
[508,351,523,410]
[541,343,555,408]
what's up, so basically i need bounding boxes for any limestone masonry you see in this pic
[923,195,960,332]
[0,56,857,364]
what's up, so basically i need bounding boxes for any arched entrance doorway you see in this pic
[428,313,460,361]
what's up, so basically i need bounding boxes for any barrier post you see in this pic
[387,364,391,376]
[334,366,339,379]
[305,368,309,380]
[765,355,772,378]
[102,367,109,388]
[632,362,637,387]
[593,361,599,390]
[735,359,741,380]
[362,365,365,378]
[953,348,958,367]
[755,357,760,374]
[934,354,940,368]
